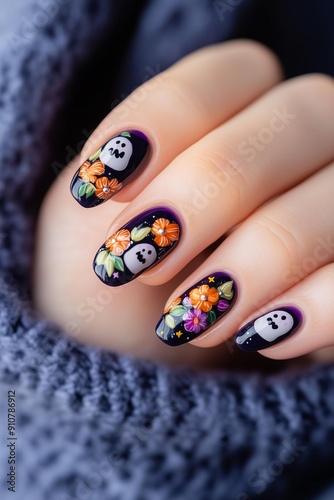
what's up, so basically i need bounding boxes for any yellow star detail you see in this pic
[159,331,164,337]
[208,276,215,283]
[175,330,183,338]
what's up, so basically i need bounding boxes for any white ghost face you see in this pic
[100,136,133,171]
[254,310,294,342]
[124,244,157,274]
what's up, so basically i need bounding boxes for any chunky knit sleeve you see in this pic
[0,1,334,499]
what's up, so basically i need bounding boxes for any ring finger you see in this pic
[155,160,334,347]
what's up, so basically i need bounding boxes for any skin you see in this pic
[33,40,334,368]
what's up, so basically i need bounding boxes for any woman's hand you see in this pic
[34,40,334,367]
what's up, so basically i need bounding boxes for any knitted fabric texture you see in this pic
[0,1,334,499]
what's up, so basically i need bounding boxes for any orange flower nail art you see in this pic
[156,273,236,346]
[189,284,219,312]
[71,131,149,208]
[151,218,180,247]
[95,177,122,200]
[105,229,131,256]
[94,208,181,286]
[78,160,105,183]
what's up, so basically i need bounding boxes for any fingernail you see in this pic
[70,130,149,208]
[235,306,302,351]
[156,272,237,346]
[93,207,181,286]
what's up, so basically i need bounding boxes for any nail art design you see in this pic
[156,273,237,346]
[93,207,181,286]
[70,131,149,208]
[235,306,302,351]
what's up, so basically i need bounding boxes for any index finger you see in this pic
[69,40,282,208]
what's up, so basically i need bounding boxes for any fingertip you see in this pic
[234,306,303,353]
[70,130,150,208]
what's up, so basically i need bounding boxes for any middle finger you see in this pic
[94,74,334,286]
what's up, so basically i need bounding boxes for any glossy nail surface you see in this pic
[235,306,302,351]
[156,272,237,346]
[93,207,181,286]
[70,130,149,208]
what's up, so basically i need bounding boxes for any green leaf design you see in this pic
[120,132,131,138]
[104,256,115,278]
[113,256,125,272]
[85,183,96,198]
[207,310,216,325]
[78,183,87,198]
[217,281,234,300]
[130,226,151,242]
[164,314,175,329]
[169,305,187,317]
[95,250,109,266]
[78,182,95,199]
[88,147,102,162]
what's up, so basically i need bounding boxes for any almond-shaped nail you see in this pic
[93,207,181,286]
[156,272,237,346]
[235,306,302,351]
[70,130,149,208]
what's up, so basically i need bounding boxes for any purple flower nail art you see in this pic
[156,272,237,346]
[183,309,208,333]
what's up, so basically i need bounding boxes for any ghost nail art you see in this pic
[93,207,181,286]
[156,272,237,346]
[235,306,302,351]
[70,131,149,208]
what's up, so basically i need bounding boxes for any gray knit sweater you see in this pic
[0,1,334,499]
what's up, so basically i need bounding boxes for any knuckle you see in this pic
[252,215,302,263]
[160,75,210,120]
[193,143,255,211]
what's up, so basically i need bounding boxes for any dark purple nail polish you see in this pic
[93,207,181,286]
[70,130,149,208]
[156,272,237,346]
[235,306,302,351]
